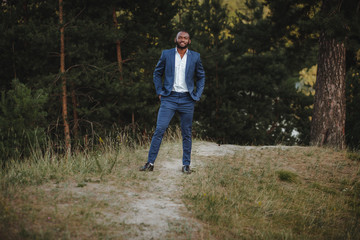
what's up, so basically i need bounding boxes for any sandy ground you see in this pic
[113,141,265,239]
[41,141,298,239]
[119,158,199,239]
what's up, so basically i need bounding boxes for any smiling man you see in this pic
[139,31,206,174]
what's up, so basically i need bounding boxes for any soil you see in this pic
[114,141,258,239]
[41,141,294,239]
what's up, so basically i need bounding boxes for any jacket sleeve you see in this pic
[153,51,166,95]
[194,55,205,99]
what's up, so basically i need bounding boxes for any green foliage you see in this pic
[0,79,47,162]
[0,0,359,151]
[347,151,360,162]
[276,169,298,182]
[346,66,360,150]
[181,0,313,145]
[266,0,360,147]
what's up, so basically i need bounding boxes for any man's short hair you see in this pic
[176,30,190,38]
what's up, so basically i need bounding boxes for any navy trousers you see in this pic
[148,91,195,166]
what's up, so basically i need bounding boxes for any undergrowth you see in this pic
[182,146,360,239]
[1,130,360,239]
[0,127,181,239]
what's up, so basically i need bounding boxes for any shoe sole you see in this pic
[139,168,153,171]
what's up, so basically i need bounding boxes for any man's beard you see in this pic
[176,41,189,49]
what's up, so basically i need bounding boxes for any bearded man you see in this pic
[139,31,206,174]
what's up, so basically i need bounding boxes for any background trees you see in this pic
[266,0,360,149]
[1,0,360,161]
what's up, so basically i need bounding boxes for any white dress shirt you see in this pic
[172,48,188,92]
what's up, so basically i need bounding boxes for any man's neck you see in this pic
[176,47,188,58]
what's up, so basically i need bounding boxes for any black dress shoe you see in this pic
[182,165,191,174]
[139,162,154,171]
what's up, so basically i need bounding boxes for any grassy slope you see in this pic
[0,141,360,239]
[183,145,360,239]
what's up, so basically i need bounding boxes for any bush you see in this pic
[0,79,47,164]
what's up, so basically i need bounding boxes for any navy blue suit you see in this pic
[148,48,205,166]
[153,48,205,101]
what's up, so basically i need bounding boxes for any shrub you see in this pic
[0,79,47,163]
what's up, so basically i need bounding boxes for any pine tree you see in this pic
[179,0,231,143]
[228,0,312,145]
[59,0,71,154]
[0,0,180,149]
[0,79,47,162]
[266,0,360,149]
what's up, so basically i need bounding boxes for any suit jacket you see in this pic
[153,48,205,101]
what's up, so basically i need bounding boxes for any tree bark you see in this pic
[59,0,71,155]
[71,83,79,141]
[310,32,346,149]
[112,7,123,81]
[112,7,134,131]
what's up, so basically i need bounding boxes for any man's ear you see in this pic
[174,38,177,43]
[189,39,191,45]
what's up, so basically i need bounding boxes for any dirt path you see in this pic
[40,141,289,239]
[119,157,199,239]
[7,141,359,239]
[116,141,251,239]
[10,141,307,239]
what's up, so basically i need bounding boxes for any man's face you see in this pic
[175,32,191,49]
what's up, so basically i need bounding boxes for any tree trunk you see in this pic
[59,0,71,155]
[215,60,219,120]
[132,112,135,135]
[113,7,133,130]
[112,7,123,81]
[71,83,79,141]
[310,32,346,149]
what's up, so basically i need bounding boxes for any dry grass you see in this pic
[0,127,187,239]
[182,146,360,239]
[0,149,148,239]
[1,138,360,239]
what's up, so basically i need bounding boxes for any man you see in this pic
[139,31,205,174]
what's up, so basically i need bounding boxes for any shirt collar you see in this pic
[175,47,188,55]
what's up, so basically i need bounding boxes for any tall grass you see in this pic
[2,128,360,239]
[182,147,360,239]
[0,126,182,239]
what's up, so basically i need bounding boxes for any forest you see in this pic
[1,0,360,161]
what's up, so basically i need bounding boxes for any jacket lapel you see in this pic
[170,48,176,74]
[185,50,192,78]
